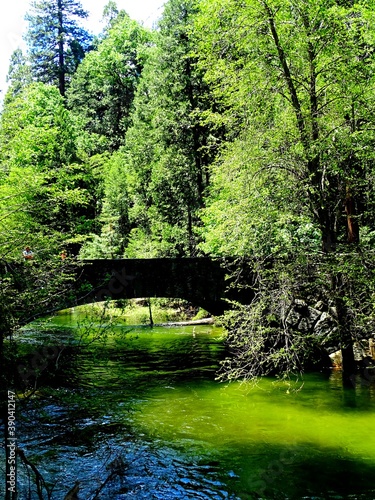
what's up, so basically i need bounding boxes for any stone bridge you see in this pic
[74,258,254,315]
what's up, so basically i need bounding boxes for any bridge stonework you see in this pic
[75,258,254,315]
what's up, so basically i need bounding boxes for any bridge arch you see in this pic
[72,258,253,316]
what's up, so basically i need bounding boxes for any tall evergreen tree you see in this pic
[4,49,33,103]
[119,0,221,257]
[25,0,92,96]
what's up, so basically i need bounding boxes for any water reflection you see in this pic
[3,310,375,499]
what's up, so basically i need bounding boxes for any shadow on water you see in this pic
[224,442,375,500]
[2,315,375,499]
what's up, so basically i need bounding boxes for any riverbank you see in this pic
[65,298,214,326]
[153,317,215,326]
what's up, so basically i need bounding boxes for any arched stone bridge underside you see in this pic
[75,258,254,316]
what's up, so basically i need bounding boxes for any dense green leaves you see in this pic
[4,49,33,103]
[0,84,75,172]
[67,12,152,153]
[192,0,375,380]
[107,0,222,257]
[0,83,101,257]
[194,0,375,254]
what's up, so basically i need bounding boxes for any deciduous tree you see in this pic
[67,12,152,153]
[195,0,375,381]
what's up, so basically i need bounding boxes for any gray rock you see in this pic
[307,306,322,324]
[329,306,338,319]
[298,316,313,332]
[313,312,335,338]
[313,300,325,311]
[353,341,370,361]
[286,308,301,327]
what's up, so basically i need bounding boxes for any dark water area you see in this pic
[2,307,375,499]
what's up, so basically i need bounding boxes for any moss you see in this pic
[192,308,210,321]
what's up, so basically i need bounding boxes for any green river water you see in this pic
[3,307,375,499]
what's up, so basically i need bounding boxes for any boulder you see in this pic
[329,350,342,368]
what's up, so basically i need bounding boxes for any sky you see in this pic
[0,0,165,98]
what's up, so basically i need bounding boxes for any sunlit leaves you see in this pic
[0,83,75,172]
[194,0,375,254]
[0,83,100,257]
[67,13,152,153]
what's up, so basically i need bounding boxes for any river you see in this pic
[3,306,375,499]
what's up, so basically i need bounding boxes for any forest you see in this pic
[2,0,375,497]
[2,0,375,392]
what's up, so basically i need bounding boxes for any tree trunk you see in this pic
[331,273,356,387]
[57,0,65,97]
[321,223,336,253]
[345,186,359,244]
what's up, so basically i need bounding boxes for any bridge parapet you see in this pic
[0,257,254,316]
[76,257,254,315]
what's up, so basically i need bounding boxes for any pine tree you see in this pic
[121,0,221,257]
[25,0,92,96]
[5,49,33,103]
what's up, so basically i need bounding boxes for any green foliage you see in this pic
[78,0,219,258]
[191,0,375,380]
[79,150,130,258]
[67,13,152,153]
[65,12,153,257]
[0,83,75,172]
[217,253,375,382]
[192,307,210,320]
[1,259,80,327]
[117,0,221,257]
[198,130,321,257]
[195,0,375,253]
[0,83,101,256]
[4,49,33,103]
[217,261,301,380]
[25,0,92,96]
